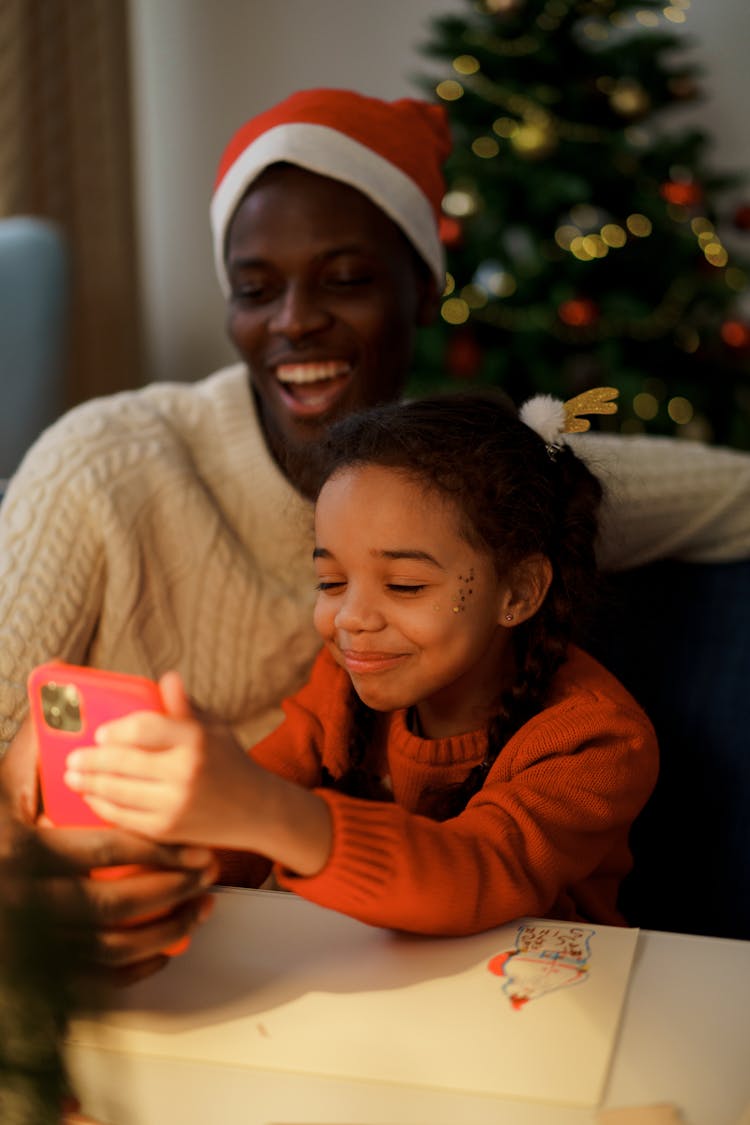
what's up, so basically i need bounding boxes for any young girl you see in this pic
[63,391,658,937]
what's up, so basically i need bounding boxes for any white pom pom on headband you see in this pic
[210,88,452,297]
[519,387,619,454]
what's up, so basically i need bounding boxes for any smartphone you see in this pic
[28,660,164,828]
[28,660,192,957]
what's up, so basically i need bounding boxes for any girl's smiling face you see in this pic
[313,465,516,738]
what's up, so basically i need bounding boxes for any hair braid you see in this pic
[320,690,392,802]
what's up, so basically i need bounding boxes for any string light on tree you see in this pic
[452,54,480,75]
[510,118,557,159]
[668,396,694,426]
[441,297,471,325]
[472,135,501,158]
[485,0,527,13]
[633,391,660,421]
[436,79,464,102]
[475,260,517,297]
[626,214,652,237]
[663,6,688,25]
[608,78,651,118]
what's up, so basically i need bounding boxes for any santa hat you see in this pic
[210,87,452,295]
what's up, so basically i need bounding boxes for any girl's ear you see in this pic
[499,555,553,626]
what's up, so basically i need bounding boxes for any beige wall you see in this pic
[128,0,750,387]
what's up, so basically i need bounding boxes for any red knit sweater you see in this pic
[218,645,658,936]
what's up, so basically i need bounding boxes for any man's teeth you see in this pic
[276,361,350,385]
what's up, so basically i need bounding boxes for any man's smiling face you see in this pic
[225,165,435,470]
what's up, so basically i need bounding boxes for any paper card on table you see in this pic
[68,888,638,1107]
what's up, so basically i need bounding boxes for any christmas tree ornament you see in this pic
[558,298,599,328]
[447,327,483,379]
[720,320,750,350]
[668,75,700,101]
[660,180,703,207]
[732,204,750,231]
[440,215,464,248]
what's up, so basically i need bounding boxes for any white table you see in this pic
[68,889,750,1125]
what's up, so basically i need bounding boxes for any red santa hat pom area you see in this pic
[210,87,452,295]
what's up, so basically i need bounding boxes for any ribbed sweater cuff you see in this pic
[275,789,404,912]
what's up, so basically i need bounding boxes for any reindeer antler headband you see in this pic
[519,387,619,455]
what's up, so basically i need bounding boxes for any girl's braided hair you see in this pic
[314,390,604,820]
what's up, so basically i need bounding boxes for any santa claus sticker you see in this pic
[487,922,595,1010]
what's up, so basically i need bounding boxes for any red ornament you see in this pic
[733,204,750,231]
[446,328,483,379]
[558,298,599,328]
[668,75,700,101]
[439,216,464,249]
[659,180,703,207]
[720,320,750,350]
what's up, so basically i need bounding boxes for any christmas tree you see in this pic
[412,0,750,448]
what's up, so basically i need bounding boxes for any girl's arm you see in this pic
[63,672,333,878]
[65,668,658,936]
[276,698,658,936]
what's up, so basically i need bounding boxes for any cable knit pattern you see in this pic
[235,646,659,935]
[0,366,320,752]
[2,365,750,754]
[571,431,750,570]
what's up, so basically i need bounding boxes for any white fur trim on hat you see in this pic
[210,122,445,296]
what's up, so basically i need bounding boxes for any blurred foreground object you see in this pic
[0,795,95,1124]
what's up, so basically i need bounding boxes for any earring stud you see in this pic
[505,612,514,622]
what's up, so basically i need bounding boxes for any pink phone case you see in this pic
[28,661,193,957]
[28,660,164,828]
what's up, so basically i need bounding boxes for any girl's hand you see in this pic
[1,710,217,986]
[63,670,333,876]
[63,672,259,850]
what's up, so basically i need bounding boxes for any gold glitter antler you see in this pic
[563,387,619,434]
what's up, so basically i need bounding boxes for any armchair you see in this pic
[0,216,68,483]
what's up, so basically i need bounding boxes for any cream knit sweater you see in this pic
[2,362,750,754]
[0,366,319,752]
